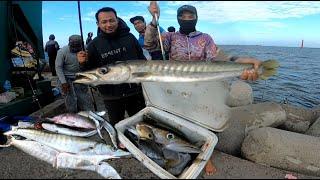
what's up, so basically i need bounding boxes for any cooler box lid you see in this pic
[141,81,230,132]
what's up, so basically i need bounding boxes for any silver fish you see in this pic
[96,162,122,179]
[74,60,279,86]
[136,123,201,154]
[55,153,121,179]
[78,111,107,120]
[56,155,121,179]
[4,128,130,156]
[89,111,118,149]
[41,123,97,137]
[1,137,122,179]
[46,113,96,129]
[0,136,59,165]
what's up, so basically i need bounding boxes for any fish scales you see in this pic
[12,139,60,165]
[74,59,279,85]
[5,129,98,153]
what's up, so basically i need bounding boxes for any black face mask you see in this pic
[178,19,197,35]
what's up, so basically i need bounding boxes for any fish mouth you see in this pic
[74,73,98,84]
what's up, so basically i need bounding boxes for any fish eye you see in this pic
[148,133,153,139]
[98,67,109,74]
[166,133,175,140]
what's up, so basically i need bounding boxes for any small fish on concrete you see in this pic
[41,123,97,137]
[46,113,96,129]
[4,128,131,157]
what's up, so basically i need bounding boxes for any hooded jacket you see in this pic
[83,18,146,99]
[144,24,231,61]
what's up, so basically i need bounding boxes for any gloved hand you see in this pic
[61,83,70,94]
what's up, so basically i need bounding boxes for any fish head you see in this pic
[136,123,154,140]
[156,128,202,153]
[74,64,131,86]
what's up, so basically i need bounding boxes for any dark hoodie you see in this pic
[83,18,146,99]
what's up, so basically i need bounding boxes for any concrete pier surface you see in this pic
[1,147,317,179]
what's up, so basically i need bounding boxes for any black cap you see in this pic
[49,34,55,40]
[68,35,82,46]
[130,16,145,24]
[177,5,197,17]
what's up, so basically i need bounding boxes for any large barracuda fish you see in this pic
[74,60,279,86]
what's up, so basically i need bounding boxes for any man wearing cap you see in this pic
[130,15,166,60]
[145,2,264,176]
[55,35,94,113]
[145,3,262,80]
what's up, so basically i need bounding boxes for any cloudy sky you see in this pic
[42,1,320,48]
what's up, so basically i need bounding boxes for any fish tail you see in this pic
[259,59,280,80]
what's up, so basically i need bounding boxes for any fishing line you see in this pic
[77,1,98,111]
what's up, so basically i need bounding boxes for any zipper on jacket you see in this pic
[186,36,191,60]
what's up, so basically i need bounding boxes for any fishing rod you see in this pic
[155,13,166,61]
[77,1,98,111]
[150,1,166,60]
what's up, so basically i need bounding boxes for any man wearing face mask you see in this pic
[55,35,94,113]
[145,3,262,81]
[77,7,146,126]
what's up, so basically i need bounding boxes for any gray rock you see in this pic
[305,117,320,137]
[278,120,310,133]
[242,127,320,177]
[278,104,319,133]
[216,102,286,156]
[226,80,253,107]
[281,104,318,124]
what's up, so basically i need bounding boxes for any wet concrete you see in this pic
[1,147,317,179]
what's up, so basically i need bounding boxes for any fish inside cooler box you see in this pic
[115,106,218,179]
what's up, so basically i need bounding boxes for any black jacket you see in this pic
[83,18,146,98]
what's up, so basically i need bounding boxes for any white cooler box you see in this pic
[115,81,231,179]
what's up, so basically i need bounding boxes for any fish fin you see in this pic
[260,69,278,80]
[259,59,280,80]
[132,72,153,78]
[96,162,122,179]
[261,59,280,70]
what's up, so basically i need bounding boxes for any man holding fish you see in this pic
[76,7,147,126]
[75,2,279,177]
[145,2,263,81]
[144,1,264,176]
